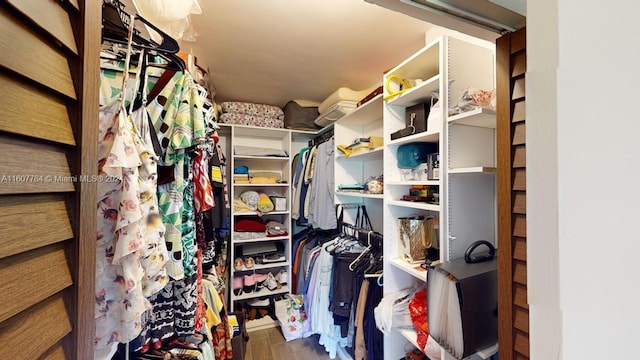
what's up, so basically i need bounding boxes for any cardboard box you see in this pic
[270,196,287,211]
[368,136,383,149]
[230,312,248,360]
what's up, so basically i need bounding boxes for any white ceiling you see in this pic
[179,1,437,108]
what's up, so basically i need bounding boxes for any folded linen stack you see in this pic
[219,101,285,128]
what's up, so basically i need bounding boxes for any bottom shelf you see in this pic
[399,328,421,351]
[390,258,427,282]
[232,285,290,301]
[246,315,279,332]
[476,343,499,359]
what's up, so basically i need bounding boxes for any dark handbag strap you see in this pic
[359,205,373,231]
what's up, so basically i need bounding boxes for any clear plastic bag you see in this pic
[449,88,496,116]
[374,287,419,335]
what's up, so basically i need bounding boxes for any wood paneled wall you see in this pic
[497,28,530,359]
[0,1,99,358]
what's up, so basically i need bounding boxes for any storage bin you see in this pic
[405,102,430,134]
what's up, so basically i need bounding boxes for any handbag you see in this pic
[397,215,437,263]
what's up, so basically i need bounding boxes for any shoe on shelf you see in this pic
[276,269,288,286]
[264,272,278,291]
[243,274,256,293]
[254,272,268,290]
[234,257,244,271]
[244,256,255,269]
[233,277,243,296]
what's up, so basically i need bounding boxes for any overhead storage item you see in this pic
[314,101,357,127]
[318,85,379,114]
[283,100,320,131]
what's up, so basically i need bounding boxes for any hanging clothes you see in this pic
[147,70,206,280]
[95,19,170,355]
[308,137,337,230]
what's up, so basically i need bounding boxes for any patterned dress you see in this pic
[95,97,149,349]
[147,72,206,280]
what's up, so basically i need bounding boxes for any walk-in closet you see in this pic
[3,1,560,359]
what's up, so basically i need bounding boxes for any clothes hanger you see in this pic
[349,231,373,271]
[102,0,180,55]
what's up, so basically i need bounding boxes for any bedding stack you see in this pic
[314,85,380,126]
[219,101,285,128]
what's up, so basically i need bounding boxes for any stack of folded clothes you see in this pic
[233,216,289,241]
[219,101,285,128]
[234,165,283,185]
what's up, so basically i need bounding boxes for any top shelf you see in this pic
[337,95,383,125]
[448,107,496,128]
[234,155,290,161]
[386,41,440,82]
[336,147,383,161]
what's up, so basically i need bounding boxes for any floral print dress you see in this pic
[95,51,171,352]
[95,96,150,350]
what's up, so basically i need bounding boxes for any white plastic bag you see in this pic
[426,92,441,131]
[449,88,496,116]
[374,287,419,335]
[275,294,309,341]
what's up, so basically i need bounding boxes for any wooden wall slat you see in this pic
[513,191,526,214]
[0,244,72,323]
[0,8,76,99]
[513,236,527,261]
[0,72,76,145]
[40,344,67,360]
[7,0,78,54]
[73,0,101,357]
[512,78,526,101]
[512,101,526,123]
[497,31,516,360]
[513,260,527,285]
[513,122,526,145]
[0,294,71,359]
[513,169,526,191]
[513,145,526,168]
[514,283,529,309]
[0,135,75,194]
[513,214,527,238]
[0,194,73,259]
[514,306,530,334]
[512,51,526,78]
[511,30,526,54]
[515,330,530,357]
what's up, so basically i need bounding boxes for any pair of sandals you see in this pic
[233,256,255,271]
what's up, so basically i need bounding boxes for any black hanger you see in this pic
[102,0,180,55]
[102,2,185,73]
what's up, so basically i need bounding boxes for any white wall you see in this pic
[527,0,562,357]
[529,0,640,359]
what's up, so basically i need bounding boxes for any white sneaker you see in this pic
[276,269,288,286]
[264,272,278,291]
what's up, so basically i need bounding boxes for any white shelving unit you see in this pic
[381,35,497,360]
[220,124,295,331]
[333,94,385,232]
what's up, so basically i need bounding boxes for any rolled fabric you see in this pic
[257,191,274,213]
